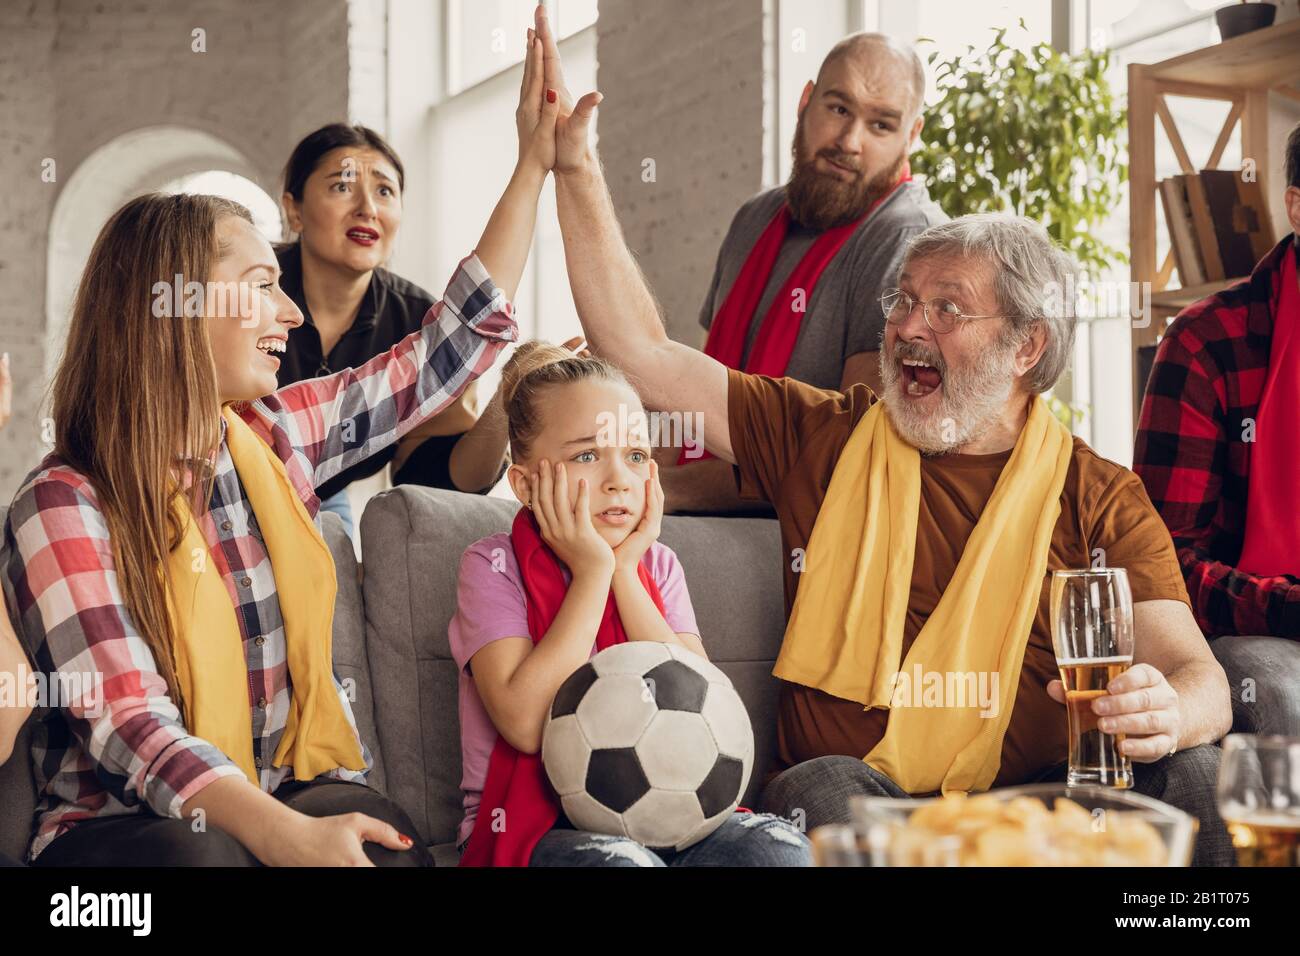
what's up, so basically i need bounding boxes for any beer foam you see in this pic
[1056,655,1133,667]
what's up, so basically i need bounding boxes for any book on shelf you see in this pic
[1184,173,1226,282]
[1199,169,1275,278]
[1158,176,1207,286]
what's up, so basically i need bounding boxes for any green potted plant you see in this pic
[911,24,1128,426]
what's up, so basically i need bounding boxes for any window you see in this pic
[158,170,283,242]
[447,0,598,94]
[422,6,599,496]
[1073,0,1222,464]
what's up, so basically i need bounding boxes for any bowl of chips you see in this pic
[821,784,1197,867]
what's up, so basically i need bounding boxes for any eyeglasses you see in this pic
[879,288,1016,335]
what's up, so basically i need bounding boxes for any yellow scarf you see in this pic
[164,407,366,785]
[773,397,1072,794]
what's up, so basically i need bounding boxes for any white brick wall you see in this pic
[0,2,56,500]
[347,0,390,133]
[0,0,353,501]
[596,0,773,346]
[0,0,776,499]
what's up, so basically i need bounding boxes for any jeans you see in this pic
[1211,634,1300,736]
[31,779,431,867]
[759,746,1234,867]
[527,811,812,867]
[318,488,355,538]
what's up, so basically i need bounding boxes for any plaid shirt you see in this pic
[2,253,517,860]
[1133,235,1300,639]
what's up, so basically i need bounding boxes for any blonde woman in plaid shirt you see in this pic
[0,30,563,867]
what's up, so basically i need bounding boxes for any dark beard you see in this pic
[785,117,908,231]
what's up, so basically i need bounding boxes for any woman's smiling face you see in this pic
[507,378,653,548]
[205,215,304,404]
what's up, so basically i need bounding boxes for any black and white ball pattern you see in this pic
[541,641,754,851]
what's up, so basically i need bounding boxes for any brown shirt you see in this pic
[726,369,1191,788]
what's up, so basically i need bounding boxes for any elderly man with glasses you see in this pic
[533,16,1233,862]
[557,170,1233,870]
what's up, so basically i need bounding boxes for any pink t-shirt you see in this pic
[447,531,701,847]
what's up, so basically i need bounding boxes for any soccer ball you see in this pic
[541,641,754,852]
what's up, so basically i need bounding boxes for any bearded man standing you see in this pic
[661,32,945,515]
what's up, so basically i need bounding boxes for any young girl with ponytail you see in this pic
[450,341,811,867]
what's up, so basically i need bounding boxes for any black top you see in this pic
[274,243,462,500]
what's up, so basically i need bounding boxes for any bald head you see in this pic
[818,33,925,120]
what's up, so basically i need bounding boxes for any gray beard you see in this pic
[877,338,1021,455]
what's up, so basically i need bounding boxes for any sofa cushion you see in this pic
[359,485,788,848]
[0,722,35,862]
[322,511,386,794]
[0,503,37,862]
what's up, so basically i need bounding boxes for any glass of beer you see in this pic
[1218,734,1300,867]
[1049,568,1135,789]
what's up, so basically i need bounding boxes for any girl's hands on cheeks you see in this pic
[515,27,560,176]
[613,459,663,575]
[530,461,615,582]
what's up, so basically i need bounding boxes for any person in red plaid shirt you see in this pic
[0,29,568,865]
[1134,122,1300,739]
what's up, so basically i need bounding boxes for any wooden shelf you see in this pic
[1151,278,1245,314]
[1145,18,1300,88]
[1127,20,1298,425]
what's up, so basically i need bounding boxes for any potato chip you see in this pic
[886,792,1168,866]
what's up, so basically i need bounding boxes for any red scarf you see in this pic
[459,507,667,867]
[682,166,911,465]
[1238,242,1300,576]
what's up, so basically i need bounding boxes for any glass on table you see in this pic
[1218,734,1300,867]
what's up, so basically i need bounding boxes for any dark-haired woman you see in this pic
[277,124,511,534]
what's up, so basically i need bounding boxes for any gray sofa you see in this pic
[0,487,787,866]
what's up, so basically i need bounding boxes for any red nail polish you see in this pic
[547,88,557,104]
[399,833,413,846]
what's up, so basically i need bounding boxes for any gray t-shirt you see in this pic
[699,180,946,390]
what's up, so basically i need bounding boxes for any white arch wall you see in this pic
[43,126,265,385]
[0,0,361,501]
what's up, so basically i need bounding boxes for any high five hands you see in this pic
[515,3,602,178]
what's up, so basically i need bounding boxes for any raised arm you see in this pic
[472,22,556,302]
[266,30,581,486]
[535,3,734,462]
[272,254,518,489]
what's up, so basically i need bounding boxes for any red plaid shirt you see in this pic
[2,254,517,860]
[1133,235,1300,639]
